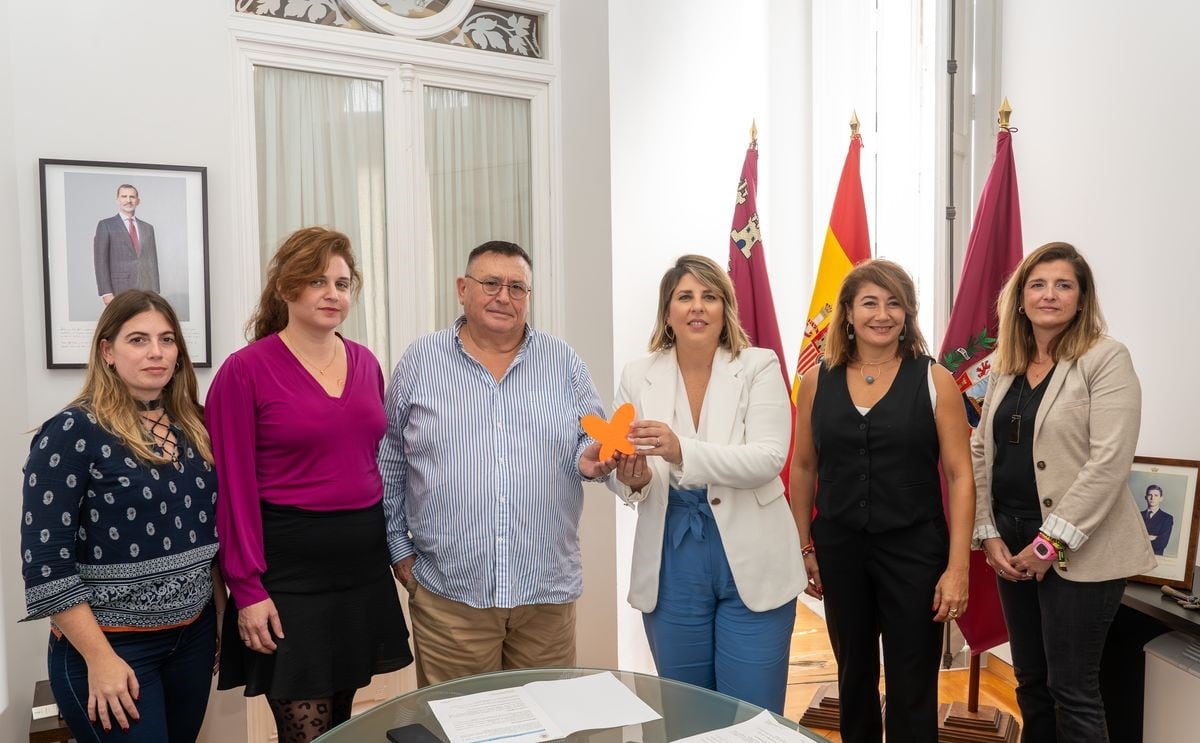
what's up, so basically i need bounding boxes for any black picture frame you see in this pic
[39,158,211,368]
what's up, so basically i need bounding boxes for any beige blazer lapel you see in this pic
[1033,358,1076,441]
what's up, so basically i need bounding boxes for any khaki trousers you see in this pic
[407,580,576,687]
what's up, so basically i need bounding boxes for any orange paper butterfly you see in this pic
[581,403,637,460]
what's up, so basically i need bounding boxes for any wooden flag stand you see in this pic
[936,655,1019,743]
[799,683,886,732]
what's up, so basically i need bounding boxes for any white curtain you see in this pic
[254,67,388,358]
[424,86,532,326]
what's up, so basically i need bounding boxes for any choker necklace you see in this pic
[858,358,897,385]
[140,407,178,461]
[136,399,162,411]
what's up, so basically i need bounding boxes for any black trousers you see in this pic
[813,516,948,743]
[994,510,1125,743]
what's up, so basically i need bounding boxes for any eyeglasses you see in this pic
[465,275,531,300]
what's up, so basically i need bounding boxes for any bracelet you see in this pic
[801,543,815,557]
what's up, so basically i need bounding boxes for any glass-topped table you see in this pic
[317,667,831,742]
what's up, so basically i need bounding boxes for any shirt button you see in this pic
[858,473,867,481]
[1036,461,1046,470]
[858,423,867,431]
[1042,498,1053,508]
[859,500,867,507]
[858,448,866,455]
[710,498,721,506]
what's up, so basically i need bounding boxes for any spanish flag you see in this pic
[792,127,872,398]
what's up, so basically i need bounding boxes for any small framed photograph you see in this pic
[1129,456,1200,589]
[39,159,210,368]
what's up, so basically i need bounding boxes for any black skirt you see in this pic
[218,500,413,699]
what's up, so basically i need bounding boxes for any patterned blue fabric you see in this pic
[379,317,606,609]
[20,407,219,628]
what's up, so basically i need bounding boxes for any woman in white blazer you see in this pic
[972,242,1154,743]
[610,254,804,713]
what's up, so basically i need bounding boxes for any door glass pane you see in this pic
[424,86,531,327]
[254,66,389,358]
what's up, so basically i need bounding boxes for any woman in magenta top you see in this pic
[207,227,411,742]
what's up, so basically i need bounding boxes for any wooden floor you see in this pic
[785,599,1021,742]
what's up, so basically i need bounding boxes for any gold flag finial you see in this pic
[850,110,860,137]
[998,98,1013,131]
[750,119,758,149]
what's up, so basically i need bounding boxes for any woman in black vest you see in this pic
[790,259,975,743]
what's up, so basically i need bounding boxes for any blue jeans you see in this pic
[48,602,216,742]
[642,488,796,714]
[993,511,1125,743]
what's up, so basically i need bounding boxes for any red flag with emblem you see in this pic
[727,133,791,494]
[939,127,1023,654]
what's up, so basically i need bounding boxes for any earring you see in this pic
[899,327,906,342]
[846,324,855,341]
[664,325,676,342]
[1017,306,1026,315]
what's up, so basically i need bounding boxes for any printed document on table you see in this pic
[671,710,825,743]
[428,672,661,743]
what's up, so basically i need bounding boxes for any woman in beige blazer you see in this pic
[972,242,1155,743]
[610,254,804,714]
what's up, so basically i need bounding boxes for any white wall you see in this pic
[0,3,43,741]
[999,1,1200,464]
[558,0,618,668]
[608,0,814,671]
[0,4,236,742]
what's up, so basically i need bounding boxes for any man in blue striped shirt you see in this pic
[379,241,616,686]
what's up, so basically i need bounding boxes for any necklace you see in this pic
[858,358,897,385]
[136,398,162,411]
[282,331,339,376]
[1007,370,1051,445]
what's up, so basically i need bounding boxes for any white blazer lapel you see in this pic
[641,352,678,488]
[704,349,744,446]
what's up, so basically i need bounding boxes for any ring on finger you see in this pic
[999,569,1007,577]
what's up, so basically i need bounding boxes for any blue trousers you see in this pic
[643,488,796,713]
[48,602,216,742]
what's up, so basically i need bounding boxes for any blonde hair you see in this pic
[993,241,1105,373]
[248,227,362,341]
[70,291,211,464]
[648,254,751,357]
[823,259,929,368]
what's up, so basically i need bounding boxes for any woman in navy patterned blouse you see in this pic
[19,290,221,742]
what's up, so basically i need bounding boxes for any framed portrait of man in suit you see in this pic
[39,159,210,368]
[1128,456,1200,589]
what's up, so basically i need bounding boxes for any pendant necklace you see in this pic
[283,331,338,377]
[858,358,896,385]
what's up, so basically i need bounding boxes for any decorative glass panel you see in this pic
[424,87,532,326]
[431,5,542,57]
[375,0,451,19]
[234,1,543,58]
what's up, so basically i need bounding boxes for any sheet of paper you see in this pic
[429,687,563,743]
[427,673,662,743]
[525,671,662,734]
[671,710,826,743]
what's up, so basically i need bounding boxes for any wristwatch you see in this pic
[1032,534,1059,561]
